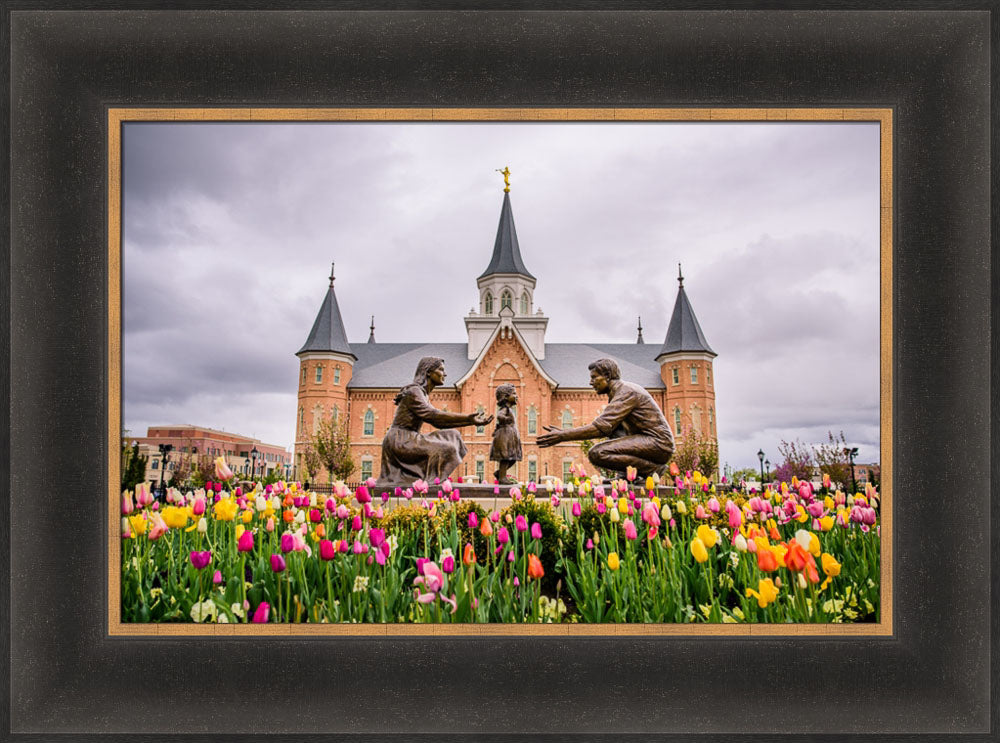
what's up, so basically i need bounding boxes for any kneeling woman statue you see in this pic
[376,357,493,487]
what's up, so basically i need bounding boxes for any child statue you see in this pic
[490,383,523,484]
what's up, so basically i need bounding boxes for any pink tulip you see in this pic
[441,555,455,573]
[414,561,444,593]
[513,576,520,586]
[280,533,295,553]
[309,509,321,523]
[148,513,167,541]
[571,501,582,517]
[530,522,543,540]
[375,550,386,566]
[338,539,349,553]
[252,602,270,623]
[380,541,391,557]
[265,517,275,533]
[269,554,286,573]
[238,530,255,552]
[121,517,131,538]
[369,528,386,548]
[623,518,638,540]
[213,482,222,493]
[497,527,510,544]
[648,526,658,540]
[467,512,479,529]
[695,505,709,520]
[515,515,528,532]
[641,502,660,527]
[189,550,212,570]
[490,510,501,523]
[122,492,134,515]
[319,539,335,560]
[404,488,413,500]
[708,496,720,513]
[355,486,371,504]
[586,539,594,550]
[351,515,362,531]
[807,501,825,518]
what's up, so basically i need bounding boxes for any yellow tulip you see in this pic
[746,578,779,608]
[617,498,629,514]
[696,524,718,549]
[690,537,708,563]
[824,495,835,510]
[819,515,835,532]
[807,532,821,556]
[607,552,621,571]
[645,476,656,492]
[213,498,238,522]
[821,552,841,577]
[609,507,621,523]
[127,514,147,536]
[241,509,254,524]
[675,500,688,515]
[161,506,189,529]
[235,524,245,540]
[692,471,702,484]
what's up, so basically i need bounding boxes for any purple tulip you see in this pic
[189,550,212,570]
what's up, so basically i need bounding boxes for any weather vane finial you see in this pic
[678,263,684,287]
[496,167,511,193]
[329,261,336,288]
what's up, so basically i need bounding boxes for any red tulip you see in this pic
[319,539,336,561]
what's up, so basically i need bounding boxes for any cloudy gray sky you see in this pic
[122,120,881,471]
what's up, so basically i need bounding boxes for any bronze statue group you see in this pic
[376,356,675,488]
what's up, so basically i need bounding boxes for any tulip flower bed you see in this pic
[120,462,880,624]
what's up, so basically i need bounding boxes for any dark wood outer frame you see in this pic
[4,5,993,741]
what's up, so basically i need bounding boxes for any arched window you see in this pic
[562,410,573,429]
[312,405,323,435]
[476,405,486,434]
[691,404,702,434]
[709,407,714,430]
[520,292,529,314]
[500,290,512,311]
[331,405,340,423]
[527,406,537,435]
[298,407,305,432]
[363,409,375,436]
[484,292,494,314]
[674,406,682,435]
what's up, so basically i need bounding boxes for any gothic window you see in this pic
[674,406,682,436]
[315,365,323,384]
[332,405,340,423]
[500,290,512,311]
[691,404,702,434]
[520,292,529,314]
[671,367,679,385]
[301,367,306,384]
[312,405,323,435]
[360,459,373,481]
[690,366,698,384]
[484,292,494,314]
[363,409,375,436]
[527,406,537,435]
[562,410,573,429]
[298,407,305,432]
[709,407,715,430]
[476,405,486,434]
[528,460,537,482]
[334,366,341,385]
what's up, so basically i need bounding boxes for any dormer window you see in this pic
[500,290,512,311]
[520,292,529,314]
[484,292,494,314]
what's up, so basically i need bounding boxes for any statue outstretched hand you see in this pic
[537,425,564,448]
[471,411,495,427]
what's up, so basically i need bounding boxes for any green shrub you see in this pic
[500,495,567,590]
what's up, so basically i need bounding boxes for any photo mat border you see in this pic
[108,106,894,638]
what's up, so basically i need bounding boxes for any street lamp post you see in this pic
[158,443,173,497]
[757,449,765,489]
[844,447,859,494]
[764,460,770,484]
[251,447,259,481]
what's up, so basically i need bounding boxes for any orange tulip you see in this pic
[314,523,326,538]
[479,519,493,537]
[785,541,809,571]
[282,509,295,523]
[756,547,778,572]
[527,553,544,580]
[463,543,476,566]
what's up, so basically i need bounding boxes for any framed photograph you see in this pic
[6,5,993,740]
[109,108,890,637]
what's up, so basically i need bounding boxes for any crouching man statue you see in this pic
[537,358,674,479]
[376,356,494,487]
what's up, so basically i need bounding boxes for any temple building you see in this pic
[293,180,718,484]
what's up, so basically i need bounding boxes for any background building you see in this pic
[130,425,291,486]
[294,187,719,484]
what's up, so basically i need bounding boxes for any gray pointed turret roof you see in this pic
[297,265,356,358]
[478,192,535,280]
[658,274,716,357]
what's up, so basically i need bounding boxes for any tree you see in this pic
[301,443,322,483]
[813,430,851,488]
[730,467,759,484]
[672,429,720,480]
[311,414,355,483]
[120,441,148,491]
[773,439,814,484]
